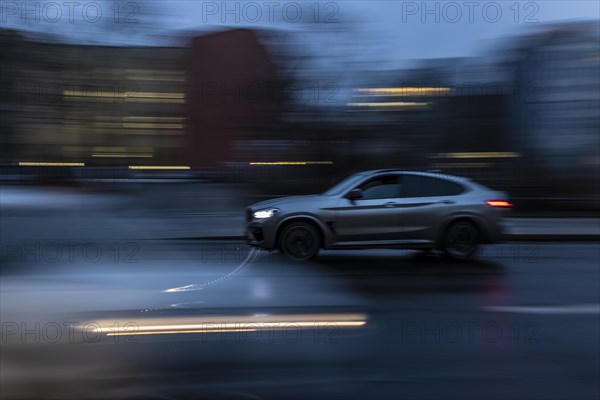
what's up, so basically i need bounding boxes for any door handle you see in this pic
[384,202,397,208]
[436,200,454,204]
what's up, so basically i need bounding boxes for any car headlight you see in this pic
[253,208,279,219]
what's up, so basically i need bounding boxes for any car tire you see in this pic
[442,220,479,260]
[278,222,320,261]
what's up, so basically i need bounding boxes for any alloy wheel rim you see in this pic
[447,224,478,256]
[284,227,315,259]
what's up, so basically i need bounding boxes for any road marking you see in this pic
[163,247,259,293]
[482,304,600,314]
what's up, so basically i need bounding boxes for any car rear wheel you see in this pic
[442,220,479,260]
[278,222,320,261]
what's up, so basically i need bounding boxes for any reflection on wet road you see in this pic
[1,241,599,399]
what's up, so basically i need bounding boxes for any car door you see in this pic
[333,174,403,243]
[391,174,464,241]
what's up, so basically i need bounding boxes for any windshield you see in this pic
[322,173,366,196]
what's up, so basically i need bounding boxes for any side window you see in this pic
[358,175,402,200]
[404,175,464,197]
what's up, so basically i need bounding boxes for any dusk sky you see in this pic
[2,0,598,67]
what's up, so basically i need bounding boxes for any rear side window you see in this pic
[403,175,464,197]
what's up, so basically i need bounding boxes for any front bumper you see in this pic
[246,218,278,250]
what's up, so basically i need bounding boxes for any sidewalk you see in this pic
[503,218,599,241]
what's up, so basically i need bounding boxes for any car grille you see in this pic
[246,208,253,222]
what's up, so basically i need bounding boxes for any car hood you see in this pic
[249,194,328,209]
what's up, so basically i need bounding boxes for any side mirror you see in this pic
[347,188,363,201]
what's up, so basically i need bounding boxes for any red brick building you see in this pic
[186,29,284,166]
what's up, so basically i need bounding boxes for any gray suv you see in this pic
[246,170,511,261]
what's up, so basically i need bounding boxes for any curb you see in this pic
[503,234,599,242]
[160,236,247,241]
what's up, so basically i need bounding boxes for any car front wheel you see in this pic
[442,220,479,260]
[278,222,320,261]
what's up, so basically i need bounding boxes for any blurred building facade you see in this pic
[0,22,598,201]
[0,29,187,165]
[511,22,600,190]
[1,28,288,169]
[301,23,600,198]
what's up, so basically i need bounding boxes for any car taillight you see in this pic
[486,200,513,208]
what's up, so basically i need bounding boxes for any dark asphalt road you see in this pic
[315,244,600,400]
[1,241,599,399]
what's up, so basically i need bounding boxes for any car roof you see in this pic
[361,169,471,183]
